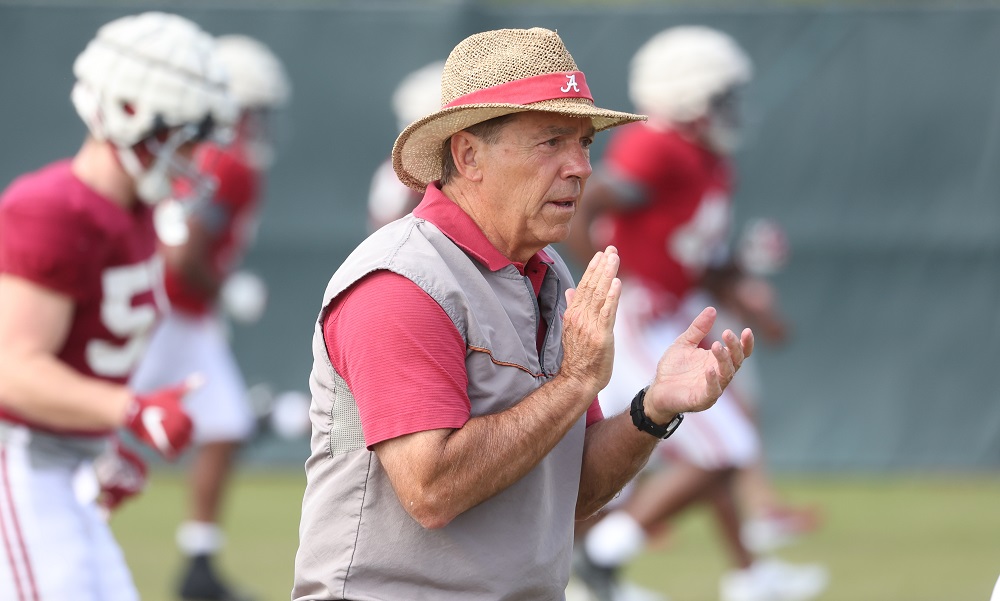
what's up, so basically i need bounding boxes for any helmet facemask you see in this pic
[71,12,237,205]
[116,117,220,206]
[237,108,281,170]
[704,87,743,155]
[212,35,291,170]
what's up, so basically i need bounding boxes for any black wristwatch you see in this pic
[630,386,683,439]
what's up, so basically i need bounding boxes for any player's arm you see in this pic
[701,259,743,310]
[0,275,132,429]
[703,263,788,343]
[370,249,622,529]
[565,172,645,269]
[703,219,792,343]
[161,205,227,300]
[0,274,194,459]
[0,275,194,459]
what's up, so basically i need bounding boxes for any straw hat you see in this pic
[391,27,646,191]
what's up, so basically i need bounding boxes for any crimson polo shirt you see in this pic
[323,183,604,449]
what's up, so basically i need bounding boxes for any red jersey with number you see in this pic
[163,143,260,315]
[0,160,163,399]
[598,123,733,309]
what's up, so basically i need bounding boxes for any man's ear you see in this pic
[450,131,483,183]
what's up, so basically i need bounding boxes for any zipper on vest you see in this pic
[521,274,546,371]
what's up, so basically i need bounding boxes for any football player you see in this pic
[565,26,827,601]
[367,60,444,232]
[0,12,234,601]
[129,33,291,601]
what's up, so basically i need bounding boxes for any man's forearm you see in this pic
[377,374,598,529]
[576,411,661,519]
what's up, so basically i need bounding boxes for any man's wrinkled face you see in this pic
[475,111,595,261]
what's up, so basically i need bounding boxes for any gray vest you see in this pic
[293,215,585,601]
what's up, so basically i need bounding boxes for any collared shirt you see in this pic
[323,183,602,449]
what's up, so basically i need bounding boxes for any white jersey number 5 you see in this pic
[86,256,165,378]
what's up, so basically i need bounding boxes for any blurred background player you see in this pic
[565,26,826,601]
[0,12,233,600]
[725,217,823,555]
[129,33,291,601]
[366,60,444,231]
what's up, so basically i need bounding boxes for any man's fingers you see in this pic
[741,328,755,359]
[711,340,736,384]
[678,306,717,346]
[586,247,619,310]
[722,329,744,367]
[594,248,620,310]
[573,250,605,306]
[600,277,622,326]
[570,247,619,315]
[704,364,723,400]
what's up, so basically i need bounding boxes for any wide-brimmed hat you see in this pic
[391,27,646,191]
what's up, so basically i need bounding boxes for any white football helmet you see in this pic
[214,34,291,169]
[215,35,291,110]
[71,12,236,204]
[391,60,445,133]
[629,26,752,152]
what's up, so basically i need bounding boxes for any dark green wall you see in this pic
[2,3,998,469]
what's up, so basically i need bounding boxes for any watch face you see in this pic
[662,413,684,438]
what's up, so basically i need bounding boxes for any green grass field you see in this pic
[112,470,1000,601]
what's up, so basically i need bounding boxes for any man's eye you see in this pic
[544,138,559,147]
[581,138,594,149]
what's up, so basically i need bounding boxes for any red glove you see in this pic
[94,439,148,512]
[125,379,197,461]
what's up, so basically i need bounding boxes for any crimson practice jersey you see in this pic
[0,160,163,430]
[598,122,733,308]
[163,143,260,315]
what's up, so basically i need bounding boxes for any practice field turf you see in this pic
[111,470,1000,601]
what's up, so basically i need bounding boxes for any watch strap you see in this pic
[629,386,683,439]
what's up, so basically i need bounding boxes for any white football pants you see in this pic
[0,425,138,601]
[131,311,256,445]
[600,283,760,472]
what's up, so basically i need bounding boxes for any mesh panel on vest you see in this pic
[327,368,366,456]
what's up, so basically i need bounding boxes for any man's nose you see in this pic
[563,145,592,180]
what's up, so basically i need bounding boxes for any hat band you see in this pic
[443,71,593,109]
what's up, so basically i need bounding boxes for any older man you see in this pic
[292,27,753,600]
